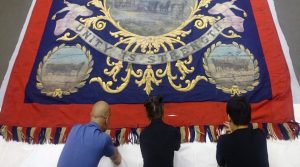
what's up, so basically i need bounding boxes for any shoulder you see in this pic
[252,128,267,140]
[71,122,95,130]
[217,134,231,145]
[88,127,111,142]
[103,133,114,145]
[96,132,113,147]
[163,122,178,131]
[218,134,229,141]
[99,132,112,141]
[163,123,180,139]
[251,128,265,136]
[141,126,149,133]
[140,126,149,139]
[217,134,233,152]
[71,124,82,129]
[69,124,82,133]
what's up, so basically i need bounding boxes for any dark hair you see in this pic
[226,96,251,125]
[144,96,164,120]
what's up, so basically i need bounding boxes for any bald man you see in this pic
[57,101,121,167]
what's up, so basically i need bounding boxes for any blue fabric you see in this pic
[38,128,46,144]
[278,124,290,140]
[24,0,271,104]
[57,122,115,167]
[189,126,195,142]
[26,128,31,143]
[54,127,62,144]
[12,126,18,141]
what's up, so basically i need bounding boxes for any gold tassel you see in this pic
[118,128,126,144]
[180,126,186,143]
[29,127,36,144]
[194,126,201,142]
[45,128,52,143]
[252,123,259,129]
[267,123,278,139]
[59,127,66,143]
[0,125,8,140]
[209,125,217,142]
[283,123,294,139]
[136,128,142,137]
[17,127,26,142]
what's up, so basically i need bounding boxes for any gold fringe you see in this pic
[267,123,278,139]
[45,128,52,143]
[17,127,26,142]
[136,128,142,137]
[194,126,201,142]
[119,128,126,144]
[209,125,217,142]
[29,127,36,144]
[252,123,258,129]
[180,126,186,143]
[1,122,298,144]
[283,123,294,139]
[1,125,8,140]
[59,127,66,143]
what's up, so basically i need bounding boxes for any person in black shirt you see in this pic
[140,96,181,167]
[216,96,269,167]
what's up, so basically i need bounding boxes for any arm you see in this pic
[140,132,145,159]
[103,136,122,165]
[259,130,269,167]
[262,139,269,167]
[174,128,181,151]
[110,148,122,165]
[216,137,225,167]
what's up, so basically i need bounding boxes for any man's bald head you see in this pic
[90,101,111,130]
[91,101,110,117]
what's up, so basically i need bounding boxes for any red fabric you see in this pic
[0,0,294,129]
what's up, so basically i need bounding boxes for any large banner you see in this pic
[0,0,298,144]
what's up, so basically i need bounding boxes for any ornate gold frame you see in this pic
[203,41,260,96]
[55,0,246,95]
[36,44,94,98]
[80,0,219,54]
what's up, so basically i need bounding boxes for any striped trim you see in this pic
[0,122,299,145]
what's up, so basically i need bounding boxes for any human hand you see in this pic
[223,122,232,134]
[217,122,233,139]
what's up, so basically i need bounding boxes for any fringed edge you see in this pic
[1,122,299,145]
[0,126,70,144]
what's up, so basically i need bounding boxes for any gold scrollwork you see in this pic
[194,15,220,30]
[36,44,94,98]
[90,56,208,95]
[175,55,195,80]
[90,63,143,93]
[157,61,208,92]
[81,0,219,54]
[104,57,123,82]
[57,33,79,41]
[203,41,260,96]
[91,62,163,95]
[135,65,162,95]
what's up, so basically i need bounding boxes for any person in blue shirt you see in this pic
[57,101,121,167]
